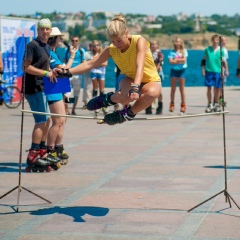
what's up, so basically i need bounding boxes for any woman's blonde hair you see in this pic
[106,14,127,38]
[173,36,185,55]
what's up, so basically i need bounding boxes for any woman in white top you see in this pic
[90,40,108,115]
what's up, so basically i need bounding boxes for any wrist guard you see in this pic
[237,69,240,75]
[129,83,141,97]
[57,68,72,78]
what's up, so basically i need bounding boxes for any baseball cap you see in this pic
[37,18,52,29]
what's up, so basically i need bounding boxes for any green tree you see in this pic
[68,24,86,38]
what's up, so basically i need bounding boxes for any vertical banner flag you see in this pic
[0,17,37,91]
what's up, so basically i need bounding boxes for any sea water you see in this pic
[105,49,239,88]
[56,48,239,88]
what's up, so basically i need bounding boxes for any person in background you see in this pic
[23,19,59,171]
[90,40,108,116]
[64,35,85,115]
[0,52,3,106]
[237,56,240,78]
[145,40,164,114]
[81,42,93,109]
[55,14,161,126]
[0,52,3,105]
[0,52,3,73]
[219,36,229,106]
[114,64,121,111]
[47,27,77,164]
[168,37,188,114]
[201,34,225,113]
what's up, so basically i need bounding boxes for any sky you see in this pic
[0,0,239,17]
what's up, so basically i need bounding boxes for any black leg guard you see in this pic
[104,106,136,125]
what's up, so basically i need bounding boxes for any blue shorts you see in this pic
[170,68,186,78]
[25,92,50,124]
[91,72,105,80]
[205,71,222,88]
[46,93,63,104]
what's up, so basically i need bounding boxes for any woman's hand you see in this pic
[52,67,61,79]
[129,91,140,101]
[52,68,72,78]
[128,83,141,101]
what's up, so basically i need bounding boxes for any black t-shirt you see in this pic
[23,38,50,94]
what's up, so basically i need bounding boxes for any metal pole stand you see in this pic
[0,37,51,212]
[188,36,240,212]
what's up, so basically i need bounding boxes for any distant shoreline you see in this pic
[144,32,239,50]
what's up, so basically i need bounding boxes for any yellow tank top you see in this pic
[109,35,160,83]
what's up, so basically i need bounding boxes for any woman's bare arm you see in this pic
[134,37,146,86]
[69,47,111,75]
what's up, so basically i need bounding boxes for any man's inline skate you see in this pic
[55,144,69,165]
[25,149,52,173]
[40,148,62,170]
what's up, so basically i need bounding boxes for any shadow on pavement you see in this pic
[204,165,240,169]
[0,162,27,172]
[0,162,26,173]
[29,206,109,222]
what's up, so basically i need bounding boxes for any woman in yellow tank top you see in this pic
[55,14,161,125]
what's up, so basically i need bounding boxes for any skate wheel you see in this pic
[32,168,38,173]
[97,119,105,124]
[60,160,65,165]
[64,159,68,165]
[25,166,31,173]
[51,165,58,170]
[57,162,62,168]
[46,166,52,172]
[60,159,68,165]
[39,168,44,172]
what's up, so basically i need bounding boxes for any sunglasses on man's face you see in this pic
[72,39,78,42]
[92,44,100,47]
